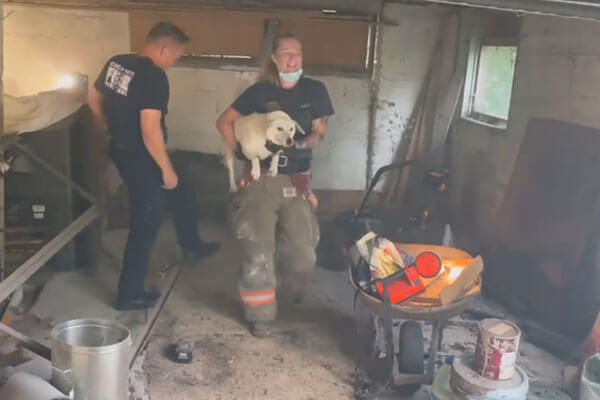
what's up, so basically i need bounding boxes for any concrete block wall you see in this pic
[165,67,370,190]
[371,4,443,176]
[450,12,600,250]
[3,3,441,193]
[9,3,600,250]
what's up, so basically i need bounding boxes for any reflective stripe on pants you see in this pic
[240,290,276,307]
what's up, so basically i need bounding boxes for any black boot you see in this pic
[181,242,221,266]
[250,321,273,338]
[116,290,161,311]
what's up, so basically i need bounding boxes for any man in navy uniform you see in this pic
[89,22,219,310]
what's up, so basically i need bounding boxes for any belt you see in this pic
[240,168,311,195]
[259,154,311,175]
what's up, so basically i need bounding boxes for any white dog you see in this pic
[224,110,303,192]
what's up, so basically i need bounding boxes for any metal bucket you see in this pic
[581,353,600,400]
[50,318,131,400]
[451,353,529,400]
[0,370,73,400]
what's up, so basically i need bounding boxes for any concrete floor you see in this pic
[135,219,569,399]
[1,218,572,399]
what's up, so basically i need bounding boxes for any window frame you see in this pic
[462,21,519,130]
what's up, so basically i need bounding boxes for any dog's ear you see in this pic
[294,121,306,135]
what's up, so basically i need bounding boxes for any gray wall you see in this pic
[3,3,441,192]
[8,3,600,247]
[450,12,600,249]
[372,4,443,175]
[164,2,443,191]
[3,5,130,95]
[166,67,371,190]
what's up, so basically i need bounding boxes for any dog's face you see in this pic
[265,112,296,148]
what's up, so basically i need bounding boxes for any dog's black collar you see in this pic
[265,140,287,153]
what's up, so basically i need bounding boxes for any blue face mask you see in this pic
[279,69,303,84]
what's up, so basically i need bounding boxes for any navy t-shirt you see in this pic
[94,54,169,156]
[231,77,334,174]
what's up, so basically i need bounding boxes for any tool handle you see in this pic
[355,159,417,216]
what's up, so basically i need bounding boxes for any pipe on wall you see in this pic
[392,0,600,21]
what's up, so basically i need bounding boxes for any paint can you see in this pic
[451,353,529,400]
[581,353,600,400]
[474,319,521,381]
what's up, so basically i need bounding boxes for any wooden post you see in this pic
[365,5,382,190]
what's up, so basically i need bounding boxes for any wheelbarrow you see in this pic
[318,159,449,272]
[349,243,480,396]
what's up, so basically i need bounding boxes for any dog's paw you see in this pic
[251,168,261,181]
[268,167,278,177]
[229,182,238,192]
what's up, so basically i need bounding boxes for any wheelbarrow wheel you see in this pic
[394,321,424,396]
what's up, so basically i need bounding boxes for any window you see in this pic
[470,45,517,122]
[463,13,520,129]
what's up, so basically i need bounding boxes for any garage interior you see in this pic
[1,0,600,399]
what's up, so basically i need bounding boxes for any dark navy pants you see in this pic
[111,147,201,302]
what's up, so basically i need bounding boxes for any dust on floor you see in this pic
[0,217,568,400]
[139,220,568,400]
[141,221,356,400]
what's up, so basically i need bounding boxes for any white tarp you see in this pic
[4,89,85,135]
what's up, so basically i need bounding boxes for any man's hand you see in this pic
[88,86,108,131]
[141,109,178,189]
[92,115,108,133]
[162,167,179,189]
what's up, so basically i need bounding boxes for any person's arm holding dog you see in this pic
[217,85,260,159]
[216,107,242,163]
